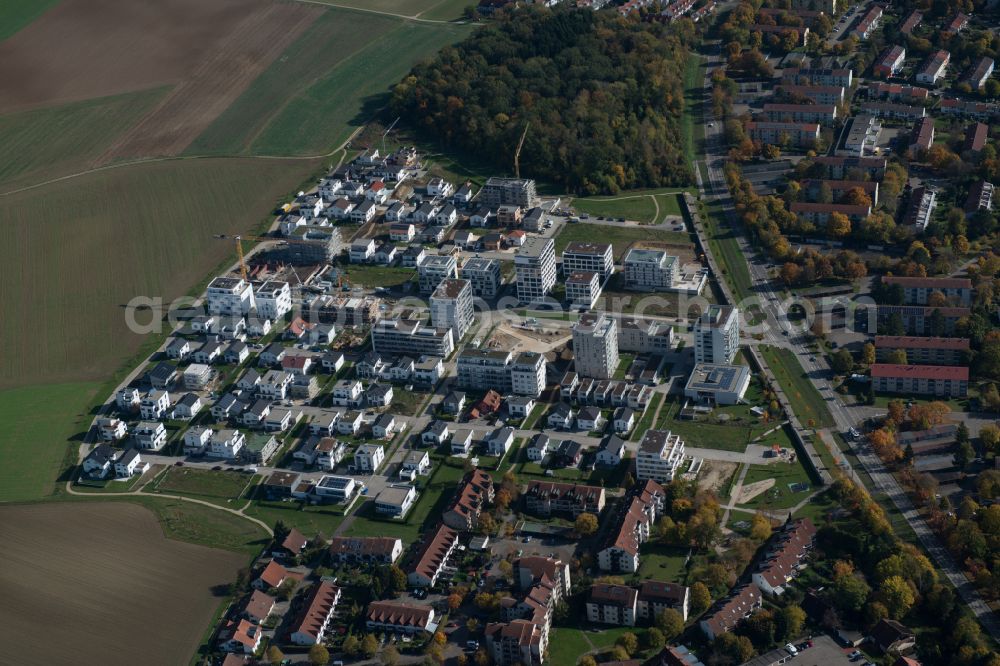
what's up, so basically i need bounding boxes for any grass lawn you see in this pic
[759,346,835,428]
[636,543,689,583]
[523,403,548,430]
[152,467,255,501]
[614,353,636,380]
[0,382,101,502]
[244,500,346,537]
[630,393,664,442]
[700,199,753,301]
[681,51,702,172]
[391,389,430,417]
[547,628,591,666]
[0,157,313,391]
[250,18,471,156]
[792,489,839,523]
[122,497,269,557]
[0,87,167,189]
[738,460,816,510]
[0,0,60,41]
[571,192,688,224]
[654,397,773,453]
[343,263,416,289]
[554,222,691,262]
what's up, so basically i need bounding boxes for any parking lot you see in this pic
[741,635,865,666]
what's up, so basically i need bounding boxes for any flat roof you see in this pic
[685,363,750,393]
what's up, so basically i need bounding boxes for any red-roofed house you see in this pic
[751,518,816,595]
[407,524,458,587]
[367,600,436,634]
[220,619,263,654]
[699,585,762,640]
[254,560,292,591]
[289,581,341,645]
[442,469,494,531]
[881,275,973,306]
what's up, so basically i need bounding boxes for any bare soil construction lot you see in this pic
[1,502,245,665]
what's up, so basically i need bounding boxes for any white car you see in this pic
[785,643,798,656]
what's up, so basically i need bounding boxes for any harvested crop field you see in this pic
[95,2,321,162]
[0,0,279,114]
[0,157,317,389]
[1,502,245,666]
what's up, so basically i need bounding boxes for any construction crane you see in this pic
[381,117,400,154]
[513,122,530,179]
[215,233,317,282]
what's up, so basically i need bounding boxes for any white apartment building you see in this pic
[418,255,459,295]
[355,444,385,473]
[515,237,557,303]
[430,279,475,343]
[635,430,686,483]
[456,349,545,397]
[210,429,246,459]
[254,280,292,320]
[572,312,619,380]
[694,305,739,364]
[562,242,614,281]
[206,277,256,316]
[371,319,455,358]
[511,351,546,397]
[461,257,501,299]
[622,248,677,291]
[566,271,602,309]
[618,317,674,354]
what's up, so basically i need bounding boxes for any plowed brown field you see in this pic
[1,502,246,665]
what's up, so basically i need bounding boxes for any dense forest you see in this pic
[390,8,693,194]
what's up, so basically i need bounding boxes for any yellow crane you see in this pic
[215,233,316,282]
[514,122,530,179]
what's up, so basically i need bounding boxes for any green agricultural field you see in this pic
[250,18,471,156]
[0,157,315,390]
[554,222,690,261]
[186,9,400,156]
[153,468,255,501]
[0,0,60,41]
[759,346,835,428]
[0,382,101,502]
[0,87,167,190]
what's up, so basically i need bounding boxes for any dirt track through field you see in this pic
[0,502,245,666]
[94,3,322,163]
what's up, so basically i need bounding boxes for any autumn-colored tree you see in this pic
[498,559,513,580]
[478,513,496,535]
[575,512,598,536]
[656,608,685,640]
[690,582,712,615]
[578,657,597,666]
[828,212,851,238]
[780,262,803,285]
[927,290,949,307]
[448,593,463,610]
[887,349,908,365]
[267,646,285,666]
[861,343,876,366]
[362,634,379,658]
[750,512,772,542]
[646,627,666,649]
[842,186,872,207]
[495,488,512,511]
[980,424,1000,454]
[878,575,916,619]
[309,644,330,666]
[886,399,905,426]
[777,605,806,641]
[832,560,854,581]
[342,635,360,656]
[616,632,639,656]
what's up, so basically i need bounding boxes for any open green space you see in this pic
[699,199,753,300]
[343,263,416,289]
[0,382,101,502]
[570,190,686,224]
[250,18,471,156]
[630,393,664,442]
[0,0,61,41]
[244,501,346,537]
[613,353,636,380]
[548,626,652,666]
[186,9,400,156]
[392,389,430,417]
[555,222,690,261]
[681,52,702,172]
[759,346,835,428]
[738,461,816,510]
[152,467,255,501]
[123,497,269,557]
[0,87,167,190]
[635,543,688,582]
[0,157,313,391]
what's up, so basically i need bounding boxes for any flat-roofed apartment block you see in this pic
[782,67,853,87]
[881,276,973,306]
[566,271,602,308]
[254,280,292,320]
[511,351,546,397]
[461,257,501,299]
[842,113,881,155]
[480,177,540,208]
[636,429,686,483]
[456,348,545,397]
[524,480,606,518]
[871,364,969,397]
[618,316,674,353]
[284,225,343,264]
[694,305,739,364]
[562,241,614,281]
[684,363,751,405]
[431,278,475,343]
[310,295,380,326]
[745,121,820,147]
[572,312,619,379]
[418,254,459,294]
[515,237,557,303]
[762,103,837,124]
[875,305,969,336]
[371,318,455,358]
[623,248,677,291]
[207,277,256,316]
[875,336,969,365]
